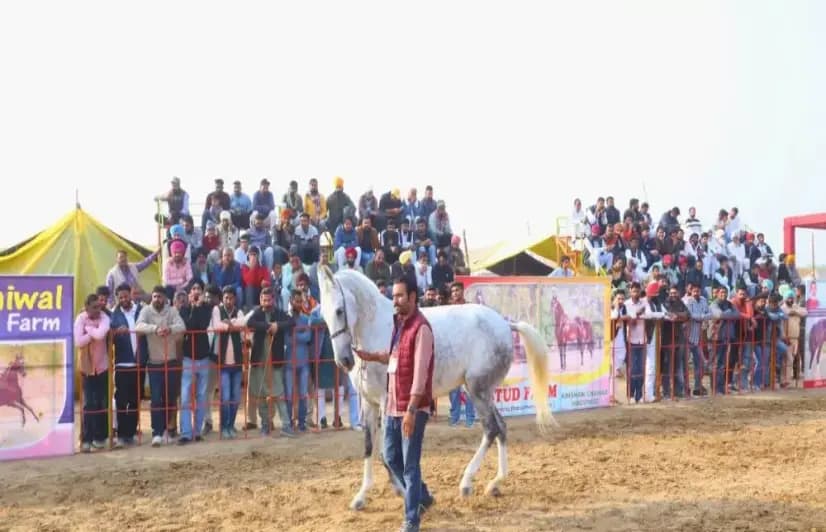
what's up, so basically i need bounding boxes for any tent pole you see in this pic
[75,189,80,209]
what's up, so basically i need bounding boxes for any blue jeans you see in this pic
[629,345,644,402]
[180,357,210,439]
[360,251,375,268]
[384,412,432,526]
[739,342,754,390]
[688,344,704,391]
[82,371,109,443]
[775,340,788,383]
[715,343,730,393]
[284,363,310,429]
[448,386,475,425]
[220,366,243,431]
[660,345,685,397]
[754,343,768,389]
[148,362,181,437]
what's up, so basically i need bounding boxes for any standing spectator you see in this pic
[247,287,296,437]
[726,207,743,241]
[709,287,740,394]
[378,188,404,231]
[604,196,621,226]
[782,287,807,385]
[639,202,653,227]
[683,207,702,237]
[110,283,148,448]
[624,282,650,403]
[210,286,247,439]
[154,176,190,225]
[661,286,689,398]
[230,180,253,230]
[201,194,225,234]
[177,281,213,444]
[610,290,628,380]
[571,198,588,240]
[105,249,160,306]
[325,176,356,233]
[204,178,231,211]
[448,282,475,427]
[684,284,711,396]
[74,294,111,452]
[284,289,324,432]
[420,185,437,221]
[135,286,186,447]
[658,207,681,235]
[252,178,276,223]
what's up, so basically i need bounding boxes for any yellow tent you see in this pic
[0,207,161,314]
[469,234,561,276]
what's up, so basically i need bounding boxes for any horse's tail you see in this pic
[510,321,558,432]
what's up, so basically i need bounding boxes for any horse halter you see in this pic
[328,279,351,341]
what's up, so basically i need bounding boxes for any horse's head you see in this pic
[9,352,25,377]
[317,265,357,372]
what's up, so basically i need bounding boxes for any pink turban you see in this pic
[170,240,186,254]
[451,235,461,246]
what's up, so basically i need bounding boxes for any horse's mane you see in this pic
[334,270,390,321]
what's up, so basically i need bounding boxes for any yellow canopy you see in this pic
[0,207,161,314]
[469,234,560,276]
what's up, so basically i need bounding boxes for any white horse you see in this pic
[316,266,556,511]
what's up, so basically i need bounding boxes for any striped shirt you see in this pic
[683,295,711,345]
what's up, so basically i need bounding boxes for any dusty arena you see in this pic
[2,389,826,531]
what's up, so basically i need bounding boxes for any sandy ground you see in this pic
[2,389,826,531]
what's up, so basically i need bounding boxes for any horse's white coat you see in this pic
[317,267,556,511]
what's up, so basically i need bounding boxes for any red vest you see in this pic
[391,309,435,412]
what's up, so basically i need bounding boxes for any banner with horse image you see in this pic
[0,275,74,461]
[457,276,612,415]
[803,310,826,389]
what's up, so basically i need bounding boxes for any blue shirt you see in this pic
[231,192,252,214]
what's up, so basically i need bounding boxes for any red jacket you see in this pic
[392,309,435,412]
[241,264,269,288]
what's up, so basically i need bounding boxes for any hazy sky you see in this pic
[2,1,824,266]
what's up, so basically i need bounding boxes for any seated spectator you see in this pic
[414,251,433,296]
[307,235,336,302]
[365,248,391,286]
[356,216,379,267]
[358,185,379,222]
[178,215,202,260]
[570,198,588,240]
[154,176,190,226]
[247,213,274,268]
[448,235,470,276]
[293,212,320,265]
[623,198,644,224]
[421,285,440,307]
[726,207,743,241]
[294,273,318,313]
[604,196,621,225]
[713,255,735,293]
[413,217,437,265]
[252,178,276,224]
[777,254,802,287]
[325,176,356,234]
[625,235,647,273]
[587,197,608,235]
[727,233,747,277]
[189,249,213,290]
[431,250,455,290]
[341,247,363,273]
[380,218,402,264]
[421,185,438,220]
[281,180,303,224]
[658,206,681,235]
[683,206,702,237]
[304,178,328,230]
[428,200,453,250]
[399,218,413,250]
[402,187,425,227]
[391,250,417,290]
[549,255,575,278]
[234,232,250,266]
[334,217,360,268]
[217,211,239,254]
[214,247,243,305]
[242,246,270,312]
[639,201,653,227]
[202,221,221,258]
[230,180,253,230]
[281,252,306,309]
[269,262,285,311]
[378,187,403,231]
[163,240,192,300]
[272,210,295,265]
[201,194,225,234]
[584,225,611,271]
[375,278,391,299]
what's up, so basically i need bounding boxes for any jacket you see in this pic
[179,303,214,360]
[390,309,435,413]
[74,312,111,376]
[135,303,186,364]
[247,305,295,363]
[110,302,149,367]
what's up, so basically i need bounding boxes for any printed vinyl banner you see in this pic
[803,308,826,389]
[457,276,612,416]
[0,275,74,461]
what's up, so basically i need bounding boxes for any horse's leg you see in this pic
[11,402,26,427]
[350,400,379,511]
[459,385,495,497]
[18,397,39,422]
[484,406,508,497]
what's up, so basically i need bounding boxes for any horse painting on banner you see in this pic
[808,319,826,370]
[0,350,40,427]
[550,294,595,370]
[316,267,557,511]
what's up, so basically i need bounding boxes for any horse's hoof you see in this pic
[460,486,472,497]
[485,485,503,497]
[350,498,366,511]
